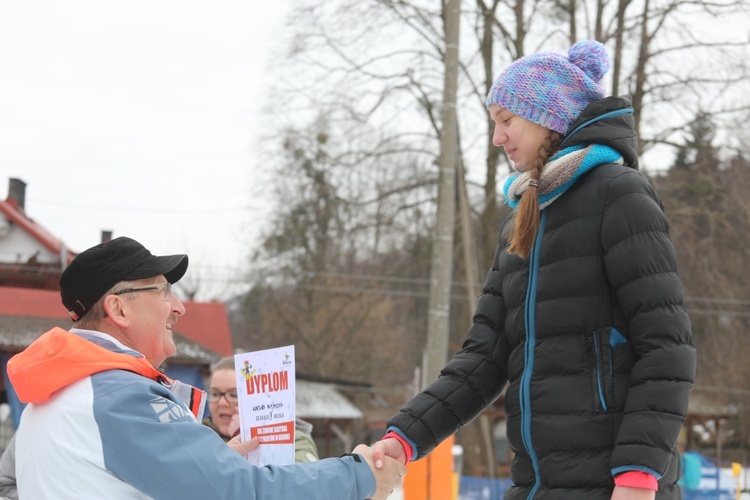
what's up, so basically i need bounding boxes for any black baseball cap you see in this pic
[60,236,188,321]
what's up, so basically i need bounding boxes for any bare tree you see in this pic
[238,115,433,386]
[653,115,750,460]
[245,0,750,476]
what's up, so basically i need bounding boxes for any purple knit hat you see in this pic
[486,40,610,135]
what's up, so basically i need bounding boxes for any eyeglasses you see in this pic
[113,281,173,300]
[208,390,238,403]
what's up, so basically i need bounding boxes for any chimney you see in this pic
[101,230,113,243]
[8,178,26,210]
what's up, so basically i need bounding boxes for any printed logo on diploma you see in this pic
[234,345,296,466]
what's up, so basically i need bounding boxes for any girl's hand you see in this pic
[227,435,260,456]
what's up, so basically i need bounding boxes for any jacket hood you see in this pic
[7,327,164,404]
[560,96,639,170]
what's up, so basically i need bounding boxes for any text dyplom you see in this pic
[244,370,289,394]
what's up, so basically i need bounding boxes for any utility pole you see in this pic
[457,154,478,316]
[424,0,461,385]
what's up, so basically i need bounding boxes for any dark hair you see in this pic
[505,132,562,258]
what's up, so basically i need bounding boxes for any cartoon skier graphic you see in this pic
[241,360,256,381]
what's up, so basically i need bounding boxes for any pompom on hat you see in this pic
[486,40,610,135]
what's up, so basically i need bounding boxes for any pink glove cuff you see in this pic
[382,431,413,464]
[614,471,658,490]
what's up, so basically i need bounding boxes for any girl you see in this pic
[373,40,695,500]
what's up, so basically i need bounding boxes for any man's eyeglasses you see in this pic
[208,390,239,403]
[113,281,173,300]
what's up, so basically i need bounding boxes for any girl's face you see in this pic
[489,105,552,173]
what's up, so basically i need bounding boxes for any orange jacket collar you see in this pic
[8,327,165,404]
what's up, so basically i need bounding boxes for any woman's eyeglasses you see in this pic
[208,390,239,403]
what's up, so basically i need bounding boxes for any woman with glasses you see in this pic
[203,357,244,442]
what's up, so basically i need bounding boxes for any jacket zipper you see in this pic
[520,210,547,499]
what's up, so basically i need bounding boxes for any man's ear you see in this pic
[102,295,129,327]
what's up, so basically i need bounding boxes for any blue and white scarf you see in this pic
[503,144,623,210]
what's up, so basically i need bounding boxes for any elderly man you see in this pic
[7,236,404,499]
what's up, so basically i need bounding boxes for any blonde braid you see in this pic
[505,132,562,258]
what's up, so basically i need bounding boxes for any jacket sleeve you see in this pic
[0,433,18,500]
[94,374,376,500]
[388,244,512,460]
[601,170,696,478]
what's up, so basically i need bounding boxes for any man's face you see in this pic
[208,369,239,437]
[117,275,185,367]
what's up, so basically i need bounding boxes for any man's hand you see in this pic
[611,486,656,500]
[227,435,260,456]
[371,438,407,469]
[353,444,407,500]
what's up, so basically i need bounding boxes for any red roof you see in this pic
[0,286,232,356]
[172,301,233,356]
[0,198,76,265]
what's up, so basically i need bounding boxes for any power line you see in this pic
[294,283,430,299]
[187,266,750,313]
[687,296,750,306]
[27,198,254,214]
[302,271,431,286]
[688,309,750,318]
[693,386,750,397]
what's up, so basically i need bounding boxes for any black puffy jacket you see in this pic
[388,97,696,499]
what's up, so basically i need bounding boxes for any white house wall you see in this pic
[0,217,59,265]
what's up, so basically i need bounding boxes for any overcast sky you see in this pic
[0,1,289,300]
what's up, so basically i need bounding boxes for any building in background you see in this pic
[0,177,232,433]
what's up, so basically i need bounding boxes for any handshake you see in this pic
[227,433,407,499]
[352,443,407,500]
